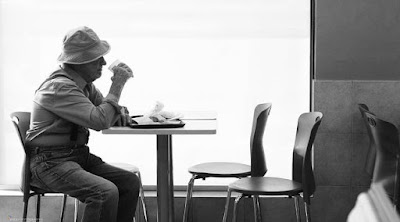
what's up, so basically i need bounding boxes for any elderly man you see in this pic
[26,26,139,222]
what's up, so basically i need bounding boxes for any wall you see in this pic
[315,0,400,80]
[313,0,400,221]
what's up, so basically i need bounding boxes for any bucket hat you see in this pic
[57,26,110,64]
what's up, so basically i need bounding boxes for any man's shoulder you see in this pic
[49,69,75,83]
[38,70,77,93]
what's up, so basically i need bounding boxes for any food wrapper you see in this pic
[143,101,183,122]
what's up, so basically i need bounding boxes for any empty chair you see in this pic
[109,163,148,222]
[358,103,376,178]
[363,112,400,211]
[183,103,272,222]
[222,112,323,222]
[10,111,78,222]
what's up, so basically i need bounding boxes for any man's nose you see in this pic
[100,57,106,66]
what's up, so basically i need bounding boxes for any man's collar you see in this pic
[60,65,88,90]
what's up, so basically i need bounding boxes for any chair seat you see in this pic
[229,177,303,196]
[188,162,251,178]
[29,185,62,195]
[109,162,140,173]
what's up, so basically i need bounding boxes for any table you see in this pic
[103,114,217,222]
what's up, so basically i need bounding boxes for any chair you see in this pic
[10,111,77,222]
[358,103,376,178]
[109,163,148,222]
[182,103,271,222]
[73,162,149,222]
[222,112,323,222]
[363,112,400,211]
[11,112,149,222]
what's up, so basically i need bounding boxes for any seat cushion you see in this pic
[229,177,303,196]
[188,162,251,178]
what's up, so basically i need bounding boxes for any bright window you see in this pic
[0,0,310,187]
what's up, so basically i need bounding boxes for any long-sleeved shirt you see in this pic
[26,66,122,147]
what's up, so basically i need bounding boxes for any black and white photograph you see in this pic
[0,0,399,221]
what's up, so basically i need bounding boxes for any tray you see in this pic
[129,120,185,129]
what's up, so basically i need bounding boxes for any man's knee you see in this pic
[95,181,119,205]
[116,172,140,197]
[126,172,141,193]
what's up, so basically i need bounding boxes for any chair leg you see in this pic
[293,195,301,222]
[36,194,41,222]
[74,199,79,222]
[252,195,262,222]
[256,196,262,222]
[137,172,148,222]
[134,181,140,222]
[304,202,311,222]
[134,210,138,222]
[232,194,244,222]
[222,189,233,222]
[183,175,197,222]
[252,196,257,222]
[60,194,67,222]
[23,199,29,220]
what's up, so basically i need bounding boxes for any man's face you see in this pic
[78,57,107,83]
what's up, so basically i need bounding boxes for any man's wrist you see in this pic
[108,80,126,100]
[111,76,129,83]
[105,94,119,103]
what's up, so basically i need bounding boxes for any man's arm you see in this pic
[105,62,133,103]
[37,63,134,130]
[104,62,134,126]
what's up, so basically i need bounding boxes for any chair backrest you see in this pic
[364,112,400,208]
[250,103,272,177]
[10,112,32,200]
[292,112,323,204]
[10,112,31,148]
[358,103,376,179]
[358,103,375,116]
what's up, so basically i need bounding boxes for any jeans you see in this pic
[30,145,140,222]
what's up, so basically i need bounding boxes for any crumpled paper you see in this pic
[145,101,183,122]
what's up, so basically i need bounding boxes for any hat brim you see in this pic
[57,40,110,64]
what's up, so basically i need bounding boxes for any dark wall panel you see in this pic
[315,0,400,80]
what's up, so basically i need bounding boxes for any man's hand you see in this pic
[107,63,134,103]
[115,106,132,126]
[111,62,133,82]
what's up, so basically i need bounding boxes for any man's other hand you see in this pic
[115,106,132,126]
